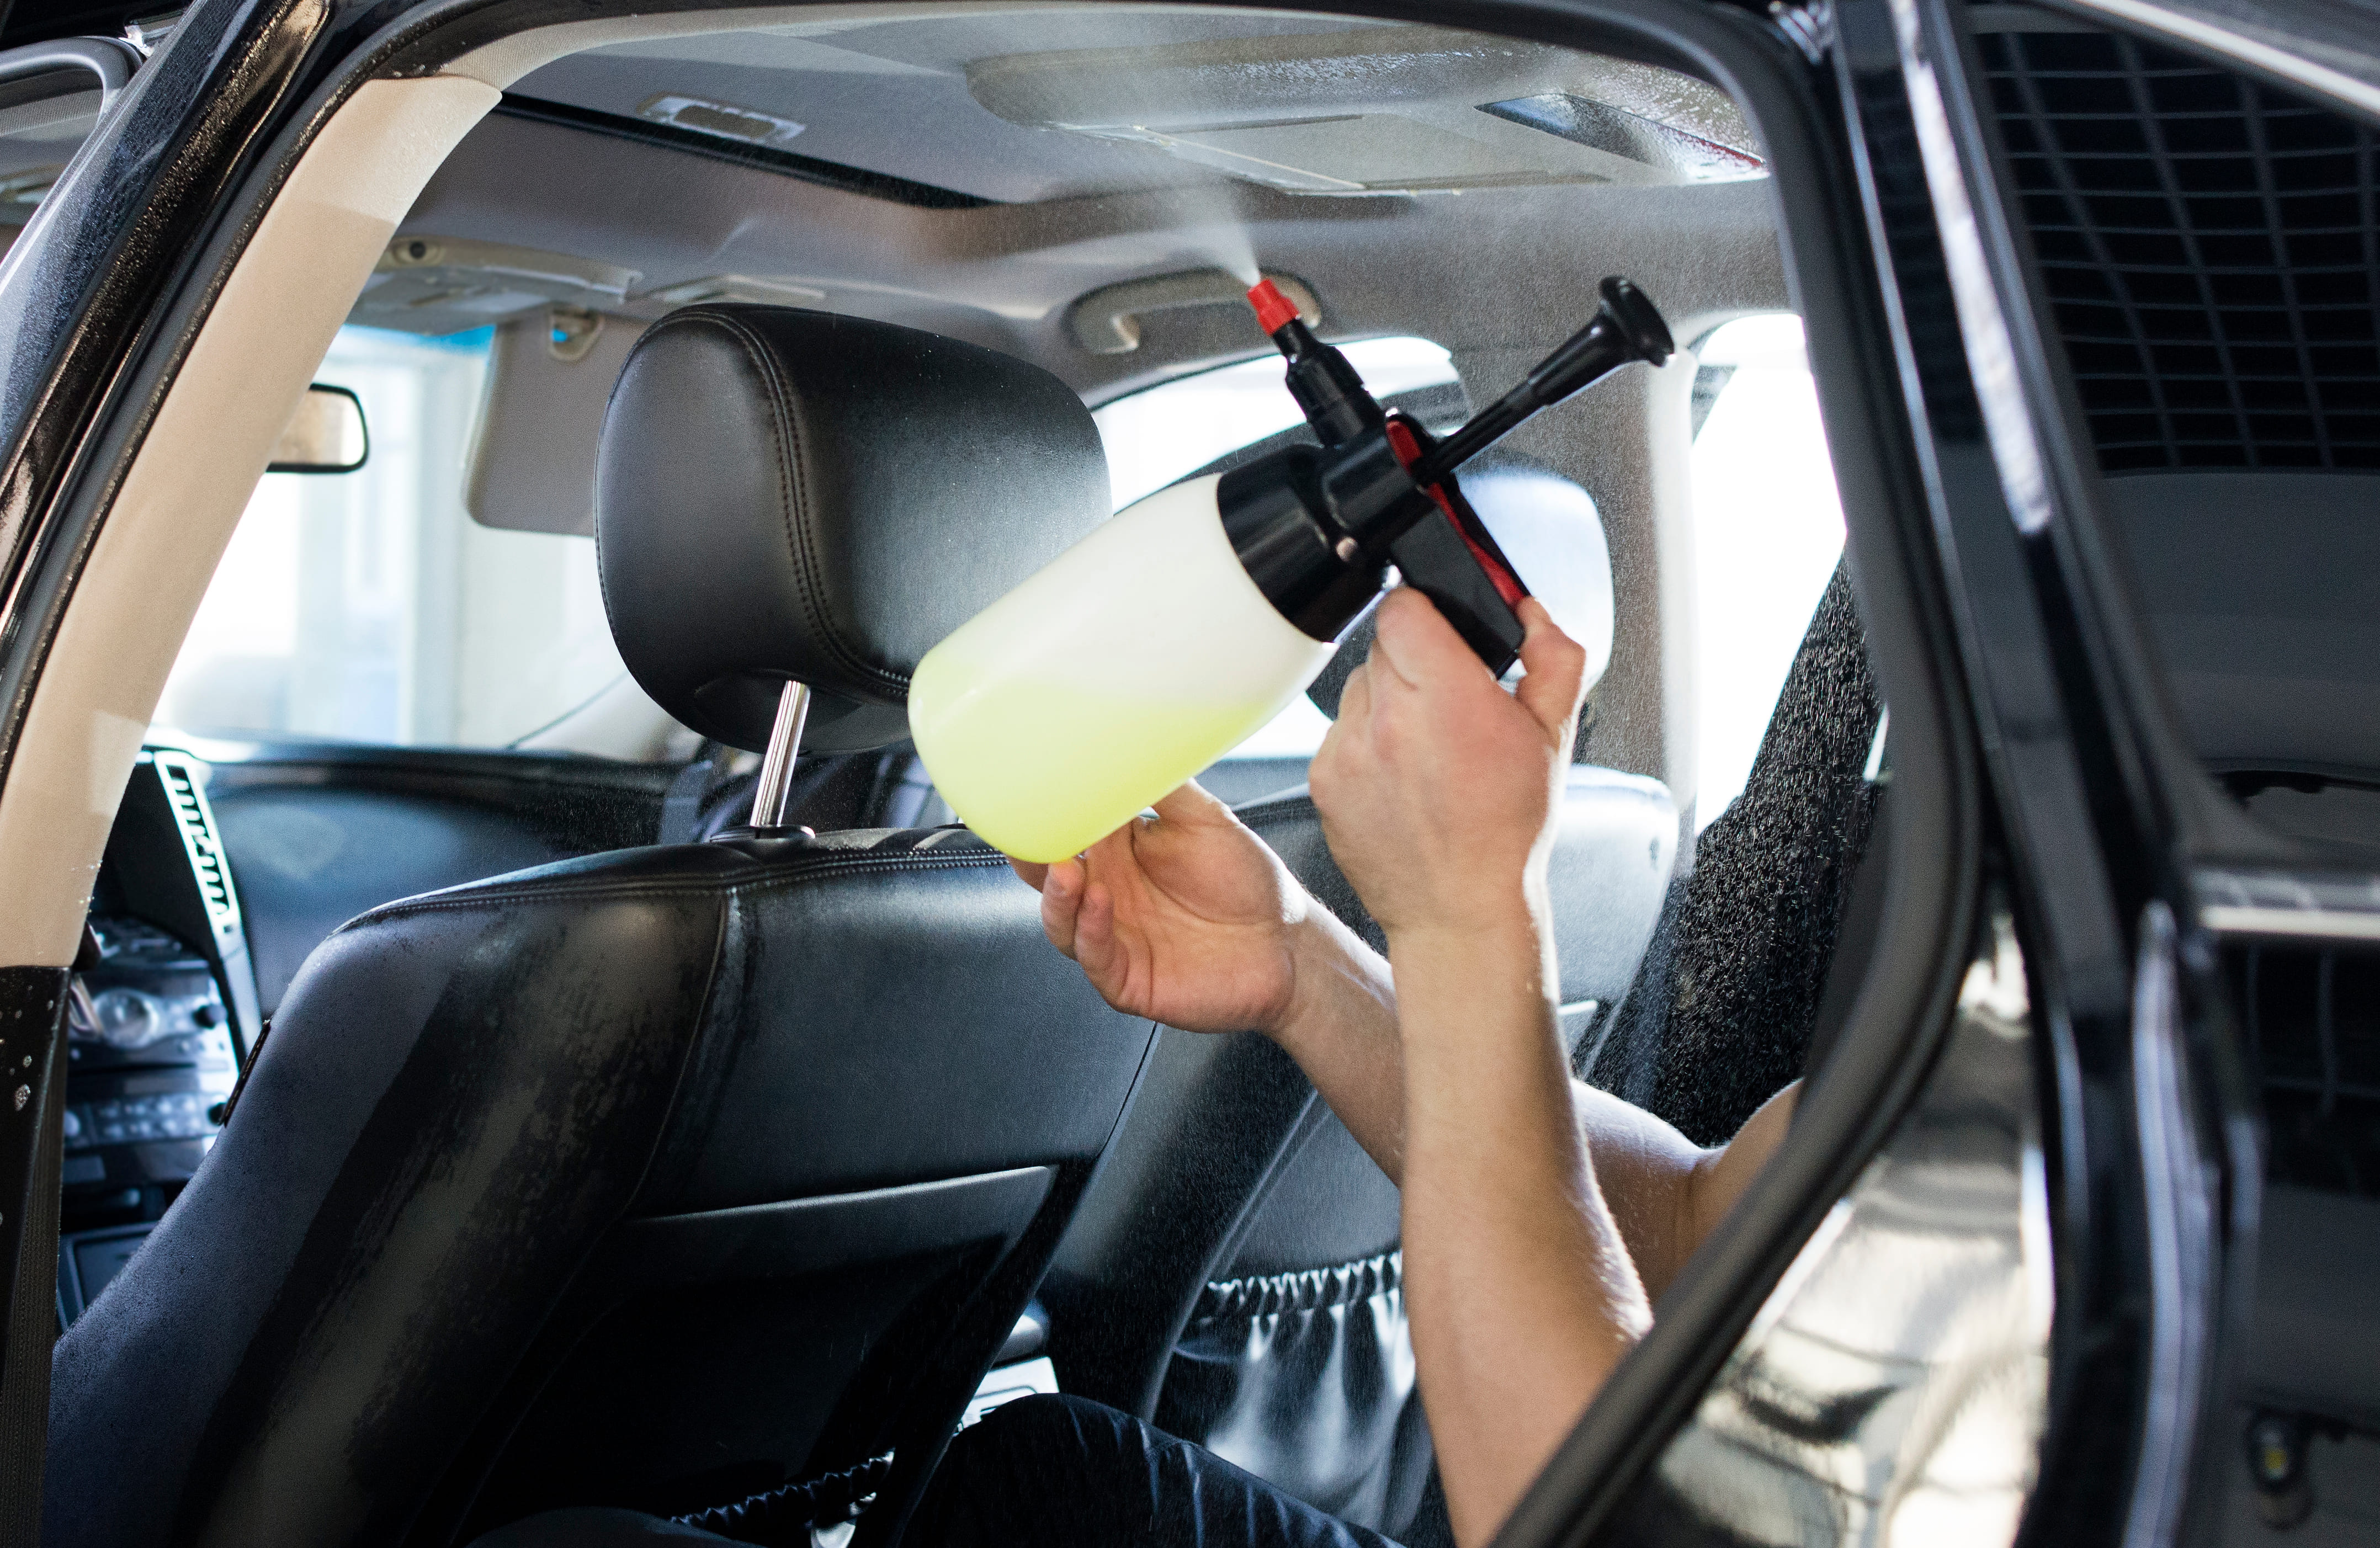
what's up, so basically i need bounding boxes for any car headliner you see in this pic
[376,7,1791,402]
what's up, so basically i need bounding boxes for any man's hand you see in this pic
[1315,592,1632,1547]
[1310,591,1589,946]
[1014,782,1319,1037]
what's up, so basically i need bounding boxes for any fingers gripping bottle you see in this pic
[907,275,1674,863]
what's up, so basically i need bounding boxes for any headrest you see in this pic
[596,306,1110,752]
[1465,467,1614,683]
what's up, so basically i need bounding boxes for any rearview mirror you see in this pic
[269,384,368,473]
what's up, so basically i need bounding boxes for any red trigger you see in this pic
[1382,418,1528,609]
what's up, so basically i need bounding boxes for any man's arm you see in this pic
[1308,591,1640,1544]
[1017,778,1798,1297]
[1570,1077,1798,1302]
[1014,594,1798,1542]
[1266,923,1797,1303]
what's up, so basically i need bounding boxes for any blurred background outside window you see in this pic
[1690,312,1846,828]
[158,316,1846,794]
[158,325,625,748]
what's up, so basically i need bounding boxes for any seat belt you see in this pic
[0,965,72,1548]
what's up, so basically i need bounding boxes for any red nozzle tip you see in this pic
[1247,278,1299,336]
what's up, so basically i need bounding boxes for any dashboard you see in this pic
[57,748,257,1321]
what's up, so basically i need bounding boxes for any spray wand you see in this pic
[1236,275,1672,672]
[904,272,1676,864]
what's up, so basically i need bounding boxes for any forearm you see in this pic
[1264,906,1755,1266]
[1395,919,1651,1547]
[1266,907,1408,1182]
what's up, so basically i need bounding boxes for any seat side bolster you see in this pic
[44,874,730,1548]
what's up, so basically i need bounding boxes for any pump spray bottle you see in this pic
[908,275,1675,863]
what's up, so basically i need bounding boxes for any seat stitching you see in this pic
[337,849,1011,933]
[710,311,904,701]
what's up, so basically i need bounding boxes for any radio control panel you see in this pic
[63,915,235,1188]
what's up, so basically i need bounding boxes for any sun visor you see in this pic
[465,311,645,536]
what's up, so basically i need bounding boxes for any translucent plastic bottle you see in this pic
[908,275,1672,864]
[907,475,1335,864]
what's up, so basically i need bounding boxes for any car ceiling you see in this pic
[511,11,1762,205]
[373,6,1789,398]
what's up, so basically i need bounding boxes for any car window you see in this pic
[156,324,630,749]
[1690,312,1846,828]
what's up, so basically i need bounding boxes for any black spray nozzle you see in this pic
[1248,278,1386,448]
[1415,277,1674,483]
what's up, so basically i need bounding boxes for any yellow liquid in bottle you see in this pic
[910,656,1282,864]
[905,474,1335,863]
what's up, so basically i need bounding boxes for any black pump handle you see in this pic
[1415,277,1674,484]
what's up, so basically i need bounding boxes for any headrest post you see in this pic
[750,680,812,833]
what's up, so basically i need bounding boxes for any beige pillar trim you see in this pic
[0,73,498,967]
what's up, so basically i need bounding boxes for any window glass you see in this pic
[158,326,629,748]
[1691,313,1846,828]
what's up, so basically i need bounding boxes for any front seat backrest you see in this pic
[45,307,1141,1548]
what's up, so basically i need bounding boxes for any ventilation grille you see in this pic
[158,758,235,924]
[2237,941,2380,1193]
[1979,26,2380,472]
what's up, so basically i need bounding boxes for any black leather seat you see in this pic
[44,307,1151,1548]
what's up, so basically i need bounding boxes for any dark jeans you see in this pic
[911,1395,1405,1548]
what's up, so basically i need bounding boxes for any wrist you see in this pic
[1370,850,1552,951]
[1386,910,1556,1036]
[1268,908,1390,1052]
[1382,895,1545,964]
